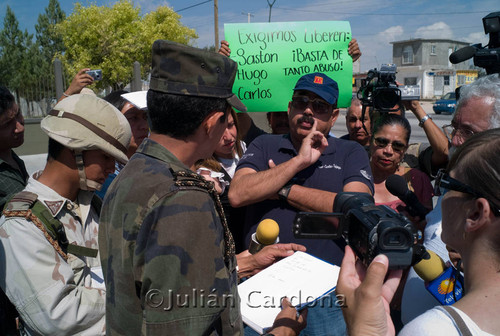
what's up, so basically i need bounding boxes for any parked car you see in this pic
[433,92,456,115]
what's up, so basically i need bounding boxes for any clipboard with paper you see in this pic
[237,251,340,334]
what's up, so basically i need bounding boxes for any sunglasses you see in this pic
[434,169,500,216]
[291,96,332,115]
[373,137,407,152]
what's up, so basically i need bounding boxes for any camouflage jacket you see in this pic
[0,177,106,335]
[99,138,242,336]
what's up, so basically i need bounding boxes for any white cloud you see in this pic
[376,25,404,44]
[354,26,404,71]
[464,32,488,46]
[415,22,453,39]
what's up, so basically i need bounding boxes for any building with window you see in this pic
[390,38,479,99]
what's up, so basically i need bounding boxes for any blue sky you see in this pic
[0,0,497,71]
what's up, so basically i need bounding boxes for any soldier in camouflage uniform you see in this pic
[0,94,131,335]
[99,40,307,336]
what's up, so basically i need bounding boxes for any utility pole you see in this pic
[242,12,254,23]
[214,0,219,48]
[267,0,277,22]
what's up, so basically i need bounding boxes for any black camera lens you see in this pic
[373,88,401,110]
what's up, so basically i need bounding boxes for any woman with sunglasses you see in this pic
[196,108,248,252]
[369,113,433,228]
[337,128,500,336]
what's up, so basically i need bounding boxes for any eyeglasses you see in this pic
[291,95,332,115]
[373,137,407,153]
[442,124,475,143]
[434,169,500,216]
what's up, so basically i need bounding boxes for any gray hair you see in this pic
[456,74,500,129]
[347,98,362,113]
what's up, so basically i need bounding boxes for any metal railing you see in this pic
[11,60,67,119]
[9,59,144,119]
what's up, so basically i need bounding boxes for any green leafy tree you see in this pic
[36,0,66,60]
[0,5,43,108]
[57,0,197,90]
[0,6,25,89]
[35,0,66,92]
[19,32,47,114]
[1,4,64,116]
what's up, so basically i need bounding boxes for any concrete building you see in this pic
[391,38,479,99]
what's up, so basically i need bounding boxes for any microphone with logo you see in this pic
[386,174,430,221]
[413,250,464,305]
[248,219,280,254]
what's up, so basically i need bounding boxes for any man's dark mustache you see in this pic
[297,115,315,125]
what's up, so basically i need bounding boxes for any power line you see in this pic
[276,7,491,16]
[175,0,213,13]
[354,25,484,36]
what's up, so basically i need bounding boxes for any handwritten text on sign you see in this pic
[224,21,352,112]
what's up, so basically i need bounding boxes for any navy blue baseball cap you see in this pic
[293,72,339,105]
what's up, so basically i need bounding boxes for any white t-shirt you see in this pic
[400,306,495,336]
[218,141,247,179]
[197,141,247,194]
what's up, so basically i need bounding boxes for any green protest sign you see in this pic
[224,21,352,112]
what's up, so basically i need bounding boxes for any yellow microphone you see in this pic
[412,250,464,304]
[413,250,446,282]
[248,219,280,254]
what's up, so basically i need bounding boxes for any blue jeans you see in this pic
[243,291,347,336]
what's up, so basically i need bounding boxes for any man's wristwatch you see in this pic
[278,184,293,201]
[418,114,432,127]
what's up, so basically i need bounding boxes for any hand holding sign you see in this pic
[348,38,362,63]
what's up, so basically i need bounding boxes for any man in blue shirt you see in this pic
[229,72,374,335]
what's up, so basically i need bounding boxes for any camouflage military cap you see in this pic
[41,94,132,164]
[150,40,247,112]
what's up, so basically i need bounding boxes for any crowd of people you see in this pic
[0,34,499,336]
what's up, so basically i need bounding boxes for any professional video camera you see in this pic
[449,11,500,74]
[293,192,427,269]
[357,64,420,113]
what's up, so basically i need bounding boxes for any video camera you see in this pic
[293,192,427,269]
[449,11,500,75]
[357,64,420,113]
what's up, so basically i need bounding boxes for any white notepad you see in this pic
[238,251,340,334]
